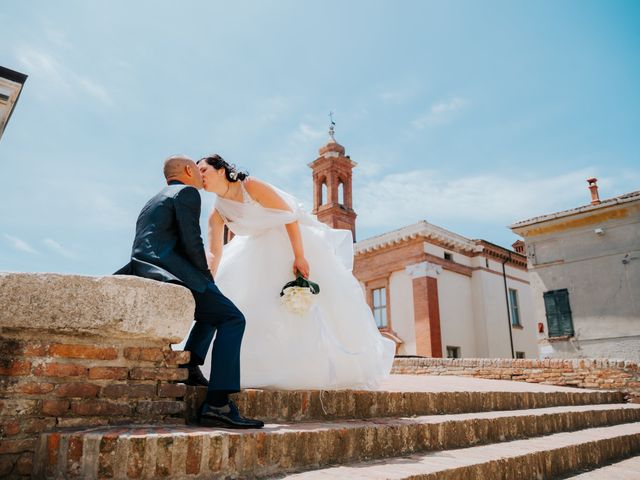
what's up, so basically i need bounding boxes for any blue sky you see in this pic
[1,0,639,275]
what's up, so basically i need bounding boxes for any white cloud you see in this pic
[432,97,468,115]
[412,97,468,129]
[378,79,422,105]
[16,47,63,82]
[354,167,612,231]
[15,45,113,106]
[42,238,78,259]
[2,234,39,255]
[76,78,113,106]
[294,123,325,142]
[380,90,412,105]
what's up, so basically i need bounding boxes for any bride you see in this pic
[195,153,395,390]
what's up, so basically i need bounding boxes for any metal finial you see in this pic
[328,111,336,141]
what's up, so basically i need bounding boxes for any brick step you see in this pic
[186,383,626,423]
[563,455,640,479]
[281,422,640,479]
[34,404,640,479]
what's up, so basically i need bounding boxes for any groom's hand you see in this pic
[293,256,310,278]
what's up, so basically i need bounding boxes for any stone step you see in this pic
[34,403,640,479]
[186,376,626,423]
[564,455,640,479]
[281,422,640,479]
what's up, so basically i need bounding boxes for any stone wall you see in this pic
[392,357,640,402]
[0,273,195,479]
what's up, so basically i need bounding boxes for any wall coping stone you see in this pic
[0,273,194,342]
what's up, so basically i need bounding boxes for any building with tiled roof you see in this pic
[510,179,640,361]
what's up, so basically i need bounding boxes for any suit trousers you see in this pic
[184,281,245,393]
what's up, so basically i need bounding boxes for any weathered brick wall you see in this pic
[392,357,640,402]
[0,273,196,479]
[0,332,190,478]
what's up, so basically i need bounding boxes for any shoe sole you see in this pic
[197,417,264,429]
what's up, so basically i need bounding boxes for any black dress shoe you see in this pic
[182,365,209,387]
[198,401,264,429]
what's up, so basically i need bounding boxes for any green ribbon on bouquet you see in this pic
[280,273,320,297]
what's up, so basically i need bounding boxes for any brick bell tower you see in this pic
[308,117,357,240]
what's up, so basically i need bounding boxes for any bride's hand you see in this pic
[293,256,310,278]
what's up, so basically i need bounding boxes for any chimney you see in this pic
[587,178,601,205]
[512,240,525,254]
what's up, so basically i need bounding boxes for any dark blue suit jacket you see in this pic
[115,181,213,293]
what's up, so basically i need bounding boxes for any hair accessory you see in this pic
[229,171,238,180]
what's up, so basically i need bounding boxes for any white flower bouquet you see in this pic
[280,274,320,316]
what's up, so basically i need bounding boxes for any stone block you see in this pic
[0,273,194,342]
[136,400,185,415]
[70,400,132,416]
[0,438,36,454]
[0,456,16,477]
[49,344,118,360]
[157,383,187,398]
[88,366,128,380]
[56,417,109,428]
[1,420,20,436]
[15,452,33,475]
[34,362,88,378]
[129,367,188,381]
[123,347,165,362]
[100,384,156,399]
[0,398,39,416]
[41,399,70,416]
[21,418,57,434]
[0,359,31,376]
[54,382,101,398]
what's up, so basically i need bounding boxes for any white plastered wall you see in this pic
[437,269,477,357]
[389,269,416,355]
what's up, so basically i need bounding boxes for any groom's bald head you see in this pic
[163,155,203,189]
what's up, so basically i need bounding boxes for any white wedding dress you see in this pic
[198,181,395,390]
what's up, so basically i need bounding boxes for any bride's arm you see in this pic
[244,178,310,278]
[207,209,225,278]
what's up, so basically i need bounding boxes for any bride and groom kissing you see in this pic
[116,154,395,429]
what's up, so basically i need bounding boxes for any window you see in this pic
[321,181,328,205]
[338,181,344,205]
[543,289,574,337]
[515,351,526,359]
[372,287,387,328]
[444,252,453,261]
[485,258,489,268]
[508,288,521,326]
[446,346,461,358]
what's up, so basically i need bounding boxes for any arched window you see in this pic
[338,180,344,206]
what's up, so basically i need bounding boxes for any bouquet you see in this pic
[280,274,320,316]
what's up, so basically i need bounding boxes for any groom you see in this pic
[115,155,263,429]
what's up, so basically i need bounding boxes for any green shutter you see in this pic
[544,289,574,337]
[555,290,574,336]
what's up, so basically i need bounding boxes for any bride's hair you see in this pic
[199,154,248,183]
